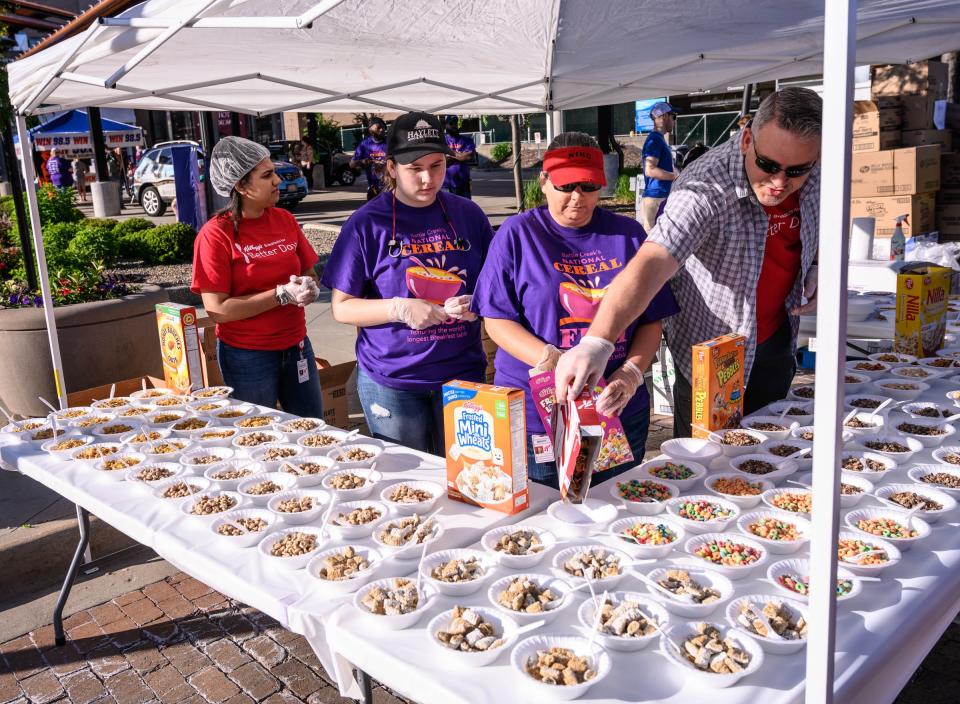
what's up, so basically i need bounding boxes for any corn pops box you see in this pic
[442,380,529,514]
[554,395,605,503]
[528,370,633,471]
[691,333,746,439]
[895,265,950,358]
[156,303,205,395]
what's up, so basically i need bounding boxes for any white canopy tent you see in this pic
[7,2,960,702]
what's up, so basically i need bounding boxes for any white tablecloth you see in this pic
[324,389,960,704]
[0,423,556,698]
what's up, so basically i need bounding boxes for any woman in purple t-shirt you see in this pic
[321,112,493,455]
[473,132,679,489]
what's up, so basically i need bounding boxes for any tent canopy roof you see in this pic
[7,0,960,118]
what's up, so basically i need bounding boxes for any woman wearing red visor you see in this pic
[473,132,679,488]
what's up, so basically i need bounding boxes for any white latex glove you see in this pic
[596,360,644,417]
[554,336,616,401]
[388,297,448,330]
[294,276,320,307]
[530,344,562,375]
[276,275,304,305]
[443,294,477,322]
[791,264,818,315]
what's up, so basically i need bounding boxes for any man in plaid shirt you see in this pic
[557,87,822,437]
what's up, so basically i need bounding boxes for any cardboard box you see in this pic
[442,380,528,514]
[850,145,941,197]
[315,358,363,431]
[853,130,901,153]
[852,101,902,136]
[939,189,960,206]
[849,194,936,238]
[900,95,937,131]
[196,316,224,387]
[155,303,206,395]
[691,333,745,439]
[872,61,949,99]
[901,129,953,152]
[941,153,960,189]
[937,203,960,238]
[895,265,950,358]
[66,375,168,407]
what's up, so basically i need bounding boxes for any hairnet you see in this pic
[208,136,271,196]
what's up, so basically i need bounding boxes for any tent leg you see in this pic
[15,115,68,409]
[804,2,856,703]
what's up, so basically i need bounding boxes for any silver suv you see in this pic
[133,140,205,217]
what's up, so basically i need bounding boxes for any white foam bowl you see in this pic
[353,577,436,630]
[917,356,960,374]
[707,428,767,457]
[189,427,241,448]
[267,489,331,525]
[256,525,328,570]
[606,516,685,559]
[660,621,764,689]
[871,378,929,401]
[179,446,236,473]
[838,474,875,508]
[92,452,147,481]
[728,453,797,485]
[90,397,134,413]
[274,454,337,486]
[203,459,265,490]
[790,425,854,445]
[232,413,283,431]
[908,464,960,495]
[480,524,557,569]
[932,445,960,468]
[840,411,885,438]
[759,438,812,471]
[638,457,706,492]
[247,443,306,472]
[576,592,669,652]
[608,472,678,515]
[767,558,861,603]
[510,634,611,700]
[845,359,892,380]
[119,428,171,446]
[179,490,245,522]
[326,501,389,540]
[69,442,124,465]
[67,413,115,432]
[889,365,947,382]
[839,450,898,479]
[683,533,768,580]
[191,385,234,399]
[145,410,188,428]
[946,389,960,409]
[844,393,894,413]
[209,508,276,548]
[739,416,797,442]
[836,530,901,576]
[761,487,812,517]
[168,416,213,438]
[546,499,619,538]
[419,548,495,597]
[640,565,735,618]
[665,495,740,534]
[761,400,814,426]
[703,473,773,509]
[124,461,183,486]
[786,384,816,402]
[139,438,192,462]
[210,404,257,423]
[551,544,632,591]
[889,418,956,448]
[186,398,233,416]
[901,402,959,421]
[844,508,931,551]
[378,480,443,515]
[296,429,354,452]
[874,482,956,522]
[41,434,94,459]
[275,417,327,437]
[90,420,144,441]
[487,573,575,626]
[129,387,175,403]
[371,516,444,560]
[426,607,518,666]
[936,347,960,360]
[736,510,810,554]
[327,442,383,469]
[852,436,923,463]
[660,437,722,464]
[150,476,211,503]
[868,352,916,368]
[236,472,299,506]
[321,467,382,501]
[306,544,381,594]
[725,595,808,655]
[842,372,872,394]
[149,395,192,411]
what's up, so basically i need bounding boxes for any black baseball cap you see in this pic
[386,112,453,164]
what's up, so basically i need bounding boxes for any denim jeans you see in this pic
[525,410,651,490]
[356,368,445,456]
[217,336,323,418]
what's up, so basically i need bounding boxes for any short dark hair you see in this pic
[752,87,822,139]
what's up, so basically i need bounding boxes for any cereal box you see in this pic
[155,303,205,395]
[895,264,951,357]
[691,333,746,439]
[442,380,528,514]
[554,396,604,503]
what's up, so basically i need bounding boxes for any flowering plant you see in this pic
[2,263,136,309]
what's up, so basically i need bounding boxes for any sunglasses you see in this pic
[551,181,603,193]
[752,138,817,178]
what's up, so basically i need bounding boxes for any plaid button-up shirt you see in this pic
[648,136,821,382]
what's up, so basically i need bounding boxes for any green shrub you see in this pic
[0,195,15,220]
[37,184,84,225]
[82,218,120,233]
[40,221,81,269]
[67,224,118,267]
[615,174,633,201]
[490,143,512,162]
[142,223,197,264]
[523,178,544,209]
[118,232,150,260]
[114,217,155,237]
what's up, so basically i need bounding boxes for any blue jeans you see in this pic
[526,410,650,491]
[217,336,323,418]
[356,368,445,456]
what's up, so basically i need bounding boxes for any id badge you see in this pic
[297,358,309,384]
[531,434,554,463]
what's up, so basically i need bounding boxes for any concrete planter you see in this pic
[0,284,169,417]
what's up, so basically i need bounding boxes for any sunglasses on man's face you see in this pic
[551,181,603,193]
[752,138,817,178]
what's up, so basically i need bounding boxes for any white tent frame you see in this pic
[9,2,957,702]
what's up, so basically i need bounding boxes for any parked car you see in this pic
[273,161,308,210]
[267,140,358,186]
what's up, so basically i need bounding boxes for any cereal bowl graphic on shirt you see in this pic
[404,255,467,305]
[559,277,607,322]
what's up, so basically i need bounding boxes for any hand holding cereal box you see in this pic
[553,397,603,504]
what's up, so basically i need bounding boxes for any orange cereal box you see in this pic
[155,303,205,395]
[895,265,950,358]
[442,380,529,514]
[691,333,746,439]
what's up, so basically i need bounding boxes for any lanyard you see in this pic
[387,192,471,258]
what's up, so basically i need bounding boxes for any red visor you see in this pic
[543,146,606,187]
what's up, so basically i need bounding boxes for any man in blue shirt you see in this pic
[350,117,388,200]
[443,115,476,199]
[640,101,677,231]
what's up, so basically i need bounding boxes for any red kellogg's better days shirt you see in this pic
[191,207,319,350]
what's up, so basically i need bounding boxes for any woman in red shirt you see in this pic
[191,137,323,417]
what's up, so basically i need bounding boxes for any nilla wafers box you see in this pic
[442,380,528,514]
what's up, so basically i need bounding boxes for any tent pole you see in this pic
[15,114,67,410]
[804,1,856,703]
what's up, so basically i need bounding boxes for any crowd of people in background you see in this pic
[37,145,137,203]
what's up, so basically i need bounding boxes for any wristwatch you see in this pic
[275,285,292,306]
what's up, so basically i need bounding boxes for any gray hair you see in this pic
[546,131,599,151]
[752,87,822,140]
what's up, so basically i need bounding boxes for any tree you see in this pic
[310,113,343,150]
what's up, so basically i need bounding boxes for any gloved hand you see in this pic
[388,297,448,330]
[294,276,320,307]
[554,336,616,401]
[276,275,304,306]
[596,360,644,417]
[791,264,818,315]
[530,344,561,375]
[443,294,477,322]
